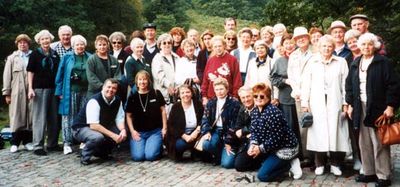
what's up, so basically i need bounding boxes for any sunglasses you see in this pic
[226,37,236,41]
[162,41,172,45]
[112,41,122,44]
[253,94,266,99]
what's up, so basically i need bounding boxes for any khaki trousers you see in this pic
[359,102,391,180]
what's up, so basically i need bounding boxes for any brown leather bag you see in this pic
[374,114,400,145]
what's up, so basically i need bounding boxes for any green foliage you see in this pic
[142,0,191,33]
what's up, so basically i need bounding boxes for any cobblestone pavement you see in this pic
[0,145,399,187]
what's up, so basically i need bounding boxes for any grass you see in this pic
[186,10,259,35]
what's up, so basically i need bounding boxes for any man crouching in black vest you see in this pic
[72,78,127,165]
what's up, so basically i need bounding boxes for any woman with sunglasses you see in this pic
[235,83,299,182]
[151,33,179,108]
[223,30,237,53]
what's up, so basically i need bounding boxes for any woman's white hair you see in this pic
[130,37,145,50]
[318,34,335,48]
[34,30,55,44]
[344,29,361,43]
[357,33,381,50]
[71,35,87,47]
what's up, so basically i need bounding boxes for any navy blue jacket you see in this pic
[345,55,400,129]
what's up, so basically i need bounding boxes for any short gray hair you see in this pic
[34,30,55,44]
[273,23,286,33]
[157,33,173,48]
[238,85,252,97]
[130,38,145,50]
[318,34,335,49]
[109,31,126,43]
[71,35,87,47]
[58,25,72,35]
[357,33,381,50]
[180,38,196,50]
[344,29,361,43]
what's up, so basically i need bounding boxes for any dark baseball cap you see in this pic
[143,23,156,30]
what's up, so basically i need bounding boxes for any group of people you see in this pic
[2,13,400,186]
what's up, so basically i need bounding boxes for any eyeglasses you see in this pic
[253,94,266,99]
[226,37,236,41]
[112,41,122,44]
[162,41,172,45]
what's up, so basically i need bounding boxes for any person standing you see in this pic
[51,25,73,58]
[142,23,159,63]
[27,30,61,155]
[2,34,33,153]
[55,35,91,155]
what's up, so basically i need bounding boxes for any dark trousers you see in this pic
[73,126,118,161]
[11,130,32,146]
[314,151,345,167]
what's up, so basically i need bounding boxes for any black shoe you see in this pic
[80,158,92,166]
[375,179,391,187]
[47,145,63,152]
[33,149,47,156]
[356,174,378,183]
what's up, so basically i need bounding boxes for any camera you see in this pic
[70,72,81,82]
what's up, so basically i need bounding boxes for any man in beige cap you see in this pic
[329,20,352,64]
[349,14,386,55]
[287,26,313,167]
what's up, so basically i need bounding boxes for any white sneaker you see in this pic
[24,143,34,151]
[353,159,362,170]
[330,165,342,176]
[10,145,18,153]
[315,166,324,175]
[290,158,303,179]
[359,167,364,174]
[63,145,73,155]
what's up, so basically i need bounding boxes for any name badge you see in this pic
[110,65,117,68]
[150,99,156,103]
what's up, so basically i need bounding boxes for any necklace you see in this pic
[138,93,149,112]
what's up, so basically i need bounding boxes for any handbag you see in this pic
[374,114,400,145]
[194,108,224,151]
[300,112,313,128]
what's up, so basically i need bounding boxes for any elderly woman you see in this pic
[301,35,350,176]
[260,26,275,58]
[346,33,400,187]
[27,30,60,155]
[166,85,204,161]
[309,27,323,53]
[170,27,186,57]
[344,29,362,62]
[55,35,91,155]
[272,23,287,49]
[244,40,272,88]
[175,39,200,86]
[126,70,167,161]
[109,31,129,74]
[2,34,33,153]
[270,34,302,179]
[86,35,121,98]
[223,30,238,53]
[125,38,151,94]
[235,83,299,182]
[200,77,241,168]
[231,28,256,82]
[201,36,242,106]
[152,33,179,107]
[197,30,214,83]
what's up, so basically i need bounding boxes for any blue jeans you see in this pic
[130,128,162,161]
[257,154,291,182]
[203,128,235,167]
[175,128,195,154]
[221,146,236,168]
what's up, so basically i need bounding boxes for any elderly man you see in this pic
[224,17,237,32]
[142,23,159,62]
[287,26,313,166]
[72,79,127,165]
[329,20,352,64]
[51,25,73,58]
[187,29,201,56]
[349,14,386,55]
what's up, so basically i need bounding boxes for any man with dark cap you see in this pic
[350,14,386,55]
[142,23,159,62]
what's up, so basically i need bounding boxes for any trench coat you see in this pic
[301,54,350,152]
[2,50,32,132]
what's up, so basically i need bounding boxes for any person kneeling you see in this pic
[72,79,127,165]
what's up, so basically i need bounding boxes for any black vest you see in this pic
[73,92,121,130]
